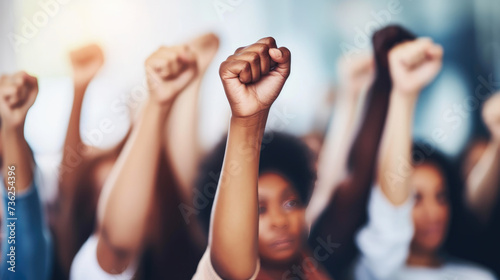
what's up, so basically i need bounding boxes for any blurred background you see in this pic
[0,0,499,201]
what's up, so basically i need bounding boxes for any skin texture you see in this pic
[408,164,450,267]
[209,37,292,280]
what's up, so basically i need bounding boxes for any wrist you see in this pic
[1,123,25,138]
[390,88,419,105]
[230,110,269,129]
[144,97,173,120]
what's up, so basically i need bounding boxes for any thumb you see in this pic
[269,47,291,79]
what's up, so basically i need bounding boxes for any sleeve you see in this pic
[1,168,53,280]
[192,248,260,280]
[354,185,414,280]
[70,235,137,280]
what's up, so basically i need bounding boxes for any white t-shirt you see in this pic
[354,186,497,280]
[70,234,137,280]
[192,248,260,280]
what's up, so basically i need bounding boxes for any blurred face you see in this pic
[410,164,450,254]
[257,172,307,264]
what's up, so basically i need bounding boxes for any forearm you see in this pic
[164,80,202,202]
[308,92,363,223]
[377,91,417,205]
[210,113,267,280]
[466,141,500,222]
[60,84,87,188]
[2,125,34,193]
[97,99,170,253]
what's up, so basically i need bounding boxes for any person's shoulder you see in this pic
[446,259,497,280]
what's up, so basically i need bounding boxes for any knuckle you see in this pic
[262,37,276,45]
[249,52,260,63]
[235,47,245,54]
[256,44,269,55]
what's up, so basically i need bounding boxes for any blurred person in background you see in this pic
[458,92,500,275]
[354,34,496,280]
[0,72,52,280]
[50,44,131,280]
[306,53,374,225]
[70,33,219,280]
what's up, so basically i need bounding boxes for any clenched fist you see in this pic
[70,44,104,88]
[389,37,443,96]
[337,53,374,97]
[483,93,500,142]
[219,37,291,118]
[145,45,197,105]
[0,72,38,129]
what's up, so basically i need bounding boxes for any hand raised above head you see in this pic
[219,37,291,119]
[145,45,198,105]
[0,71,39,130]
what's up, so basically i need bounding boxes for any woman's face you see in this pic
[257,172,307,264]
[410,164,450,254]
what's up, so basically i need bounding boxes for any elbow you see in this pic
[99,226,137,258]
[210,250,257,280]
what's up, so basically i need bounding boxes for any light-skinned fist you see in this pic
[389,37,443,96]
[0,72,38,130]
[70,44,104,88]
[145,45,197,105]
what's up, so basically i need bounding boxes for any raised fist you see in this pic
[337,53,374,96]
[219,37,291,118]
[145,45,197,105]
[389,37,443,96]
[70,44,104,87]
[0,72,38,129]
[483,93,500,142]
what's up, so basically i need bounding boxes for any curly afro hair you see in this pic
[194,131,317,235]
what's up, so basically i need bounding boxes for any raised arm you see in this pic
[209,37,291,279]
[164,33,219,203]
[0,72,38,192]
[466,93,500,223]
[378,38,443,205]
[0,72,52,280]
[309,26,417,277]
[354,38,443,280]
[59,44,104,193]
[94,45,197,274]
[306,54,374,224]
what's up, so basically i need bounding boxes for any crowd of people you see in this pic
[0,25,499,280]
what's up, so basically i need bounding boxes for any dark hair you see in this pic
[195,131,316,235]
[411,141,454,196]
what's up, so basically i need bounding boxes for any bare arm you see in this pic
[0,72,38,192]
[59,44,104,196]
[378,38,443,205]
[94,45,197,273]
[466,93,500,222]
[210,37,291,280]
[164,33,219,203]
[309,26,417,277]
[307,54,373,224]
